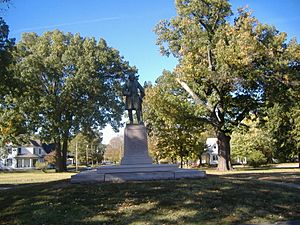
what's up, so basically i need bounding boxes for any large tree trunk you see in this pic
[61,135,68,172]
[55,140,64,172]
[198,154,202,167]
[60,118,71,172]
[55,135,68,172]
[217,130,232,171]
[180,155,183,168]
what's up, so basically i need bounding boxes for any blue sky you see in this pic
[2,0,300,85]
[2,0,300,143]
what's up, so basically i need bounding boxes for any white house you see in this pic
[201,138,219,165]
[0,140,47,169]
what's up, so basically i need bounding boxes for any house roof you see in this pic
[18,140,41,147]
[42,143,56,154]
[29,140,41,147]
[15,153,40,159]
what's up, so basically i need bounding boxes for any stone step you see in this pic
[71,167,206,183]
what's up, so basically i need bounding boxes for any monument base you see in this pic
[71,124,206,183]
[71,164,206,183]
[120,124,152,165]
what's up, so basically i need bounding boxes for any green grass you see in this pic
[0,168,299,225]
[205,166,300,185]
[0,170,76,186]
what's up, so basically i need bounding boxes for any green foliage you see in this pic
[262,103,297,162]
[231,117,275,165]
[6,30,136,171]
[154,0,300,170]
[0,18,26,147]
[0,17,15,96]
[291,105,300,150]
[104,135,123,163]
[246,150,267,168]
[0,109,27,145]
[69,131,105,165]
[35,161,48,172]
[144,71,207,166]
[290,105,300,167]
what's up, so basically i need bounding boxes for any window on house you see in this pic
[212,155,218,161]
[39,148,41,154]
[17,159,22,167]
[7,159,12,166]
[24,159,30,167]
[17,148,21,154]
[7,147,12,154]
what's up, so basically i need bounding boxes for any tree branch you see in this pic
[212,8,221,31]
[175,78,211,112]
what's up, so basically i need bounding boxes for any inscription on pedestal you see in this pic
[120,124,152,165]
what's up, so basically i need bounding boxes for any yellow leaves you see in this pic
[0,111,25,145]
[0,120,13,136]
[286,37,300,60]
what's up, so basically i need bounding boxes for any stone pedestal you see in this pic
[71,164,206,183]
[121,124,152,165]
[71,123,206,183]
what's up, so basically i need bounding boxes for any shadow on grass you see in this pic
[0,175,300,225]
[218,171,300,185]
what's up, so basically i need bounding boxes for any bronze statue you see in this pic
[123,74,144,124]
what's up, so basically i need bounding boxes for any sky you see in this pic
[1,0,300,144]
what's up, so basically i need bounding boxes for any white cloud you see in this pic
[12,16,120,34]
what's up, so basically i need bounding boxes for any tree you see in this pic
[90,142,106,165]
[147,134,161,164]
[144,71,207,167]
[104,135,123,163]
[262,103,295,162]
[231,117,274,167]
[290,105,300,167]
[0,17,14,95]
[154,0,300,170]
[69,131,104,166]
[0,17,26,148]
[258,37,300,164]
[10,30,136,171]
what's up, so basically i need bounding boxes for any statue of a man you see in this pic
[123,74,145,124]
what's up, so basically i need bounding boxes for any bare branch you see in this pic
[175,78,211,112]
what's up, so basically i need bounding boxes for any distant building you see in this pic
[0,140,47,169]
[201,138,248,165]
[201,138,219,165]
[233,156,247,165]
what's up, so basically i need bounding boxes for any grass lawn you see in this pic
[206,166,300,185]
[0,170,76,186]
[0,168,299,225]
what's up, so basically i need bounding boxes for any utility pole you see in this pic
[91,144,94,167]
[86,144,89,166]
[75,141,78,171]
